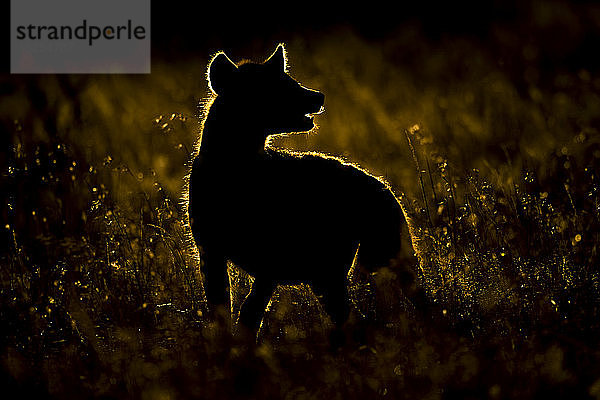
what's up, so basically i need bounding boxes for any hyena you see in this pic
[187,44,406,332]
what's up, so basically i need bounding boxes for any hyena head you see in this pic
[208,44,325,134]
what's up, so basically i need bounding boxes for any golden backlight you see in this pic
[2,17,600,399]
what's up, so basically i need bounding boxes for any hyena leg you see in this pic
[239,278,274,331]
[202,251,229,308]
[314,277,351,350]
[318,277,350,327]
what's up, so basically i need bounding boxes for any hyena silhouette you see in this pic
[188,44,405,331]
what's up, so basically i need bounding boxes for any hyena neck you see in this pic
[199,99,269,160]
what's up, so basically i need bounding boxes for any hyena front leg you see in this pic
[239,278,275,332]
[202,250,229,310]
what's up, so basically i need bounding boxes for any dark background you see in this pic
[3,1,600,76]
[151,0,600,75]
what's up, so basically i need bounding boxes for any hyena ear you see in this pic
[265,44,287,72]
[208,52,237,95]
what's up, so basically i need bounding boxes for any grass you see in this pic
[3,25,600,398]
